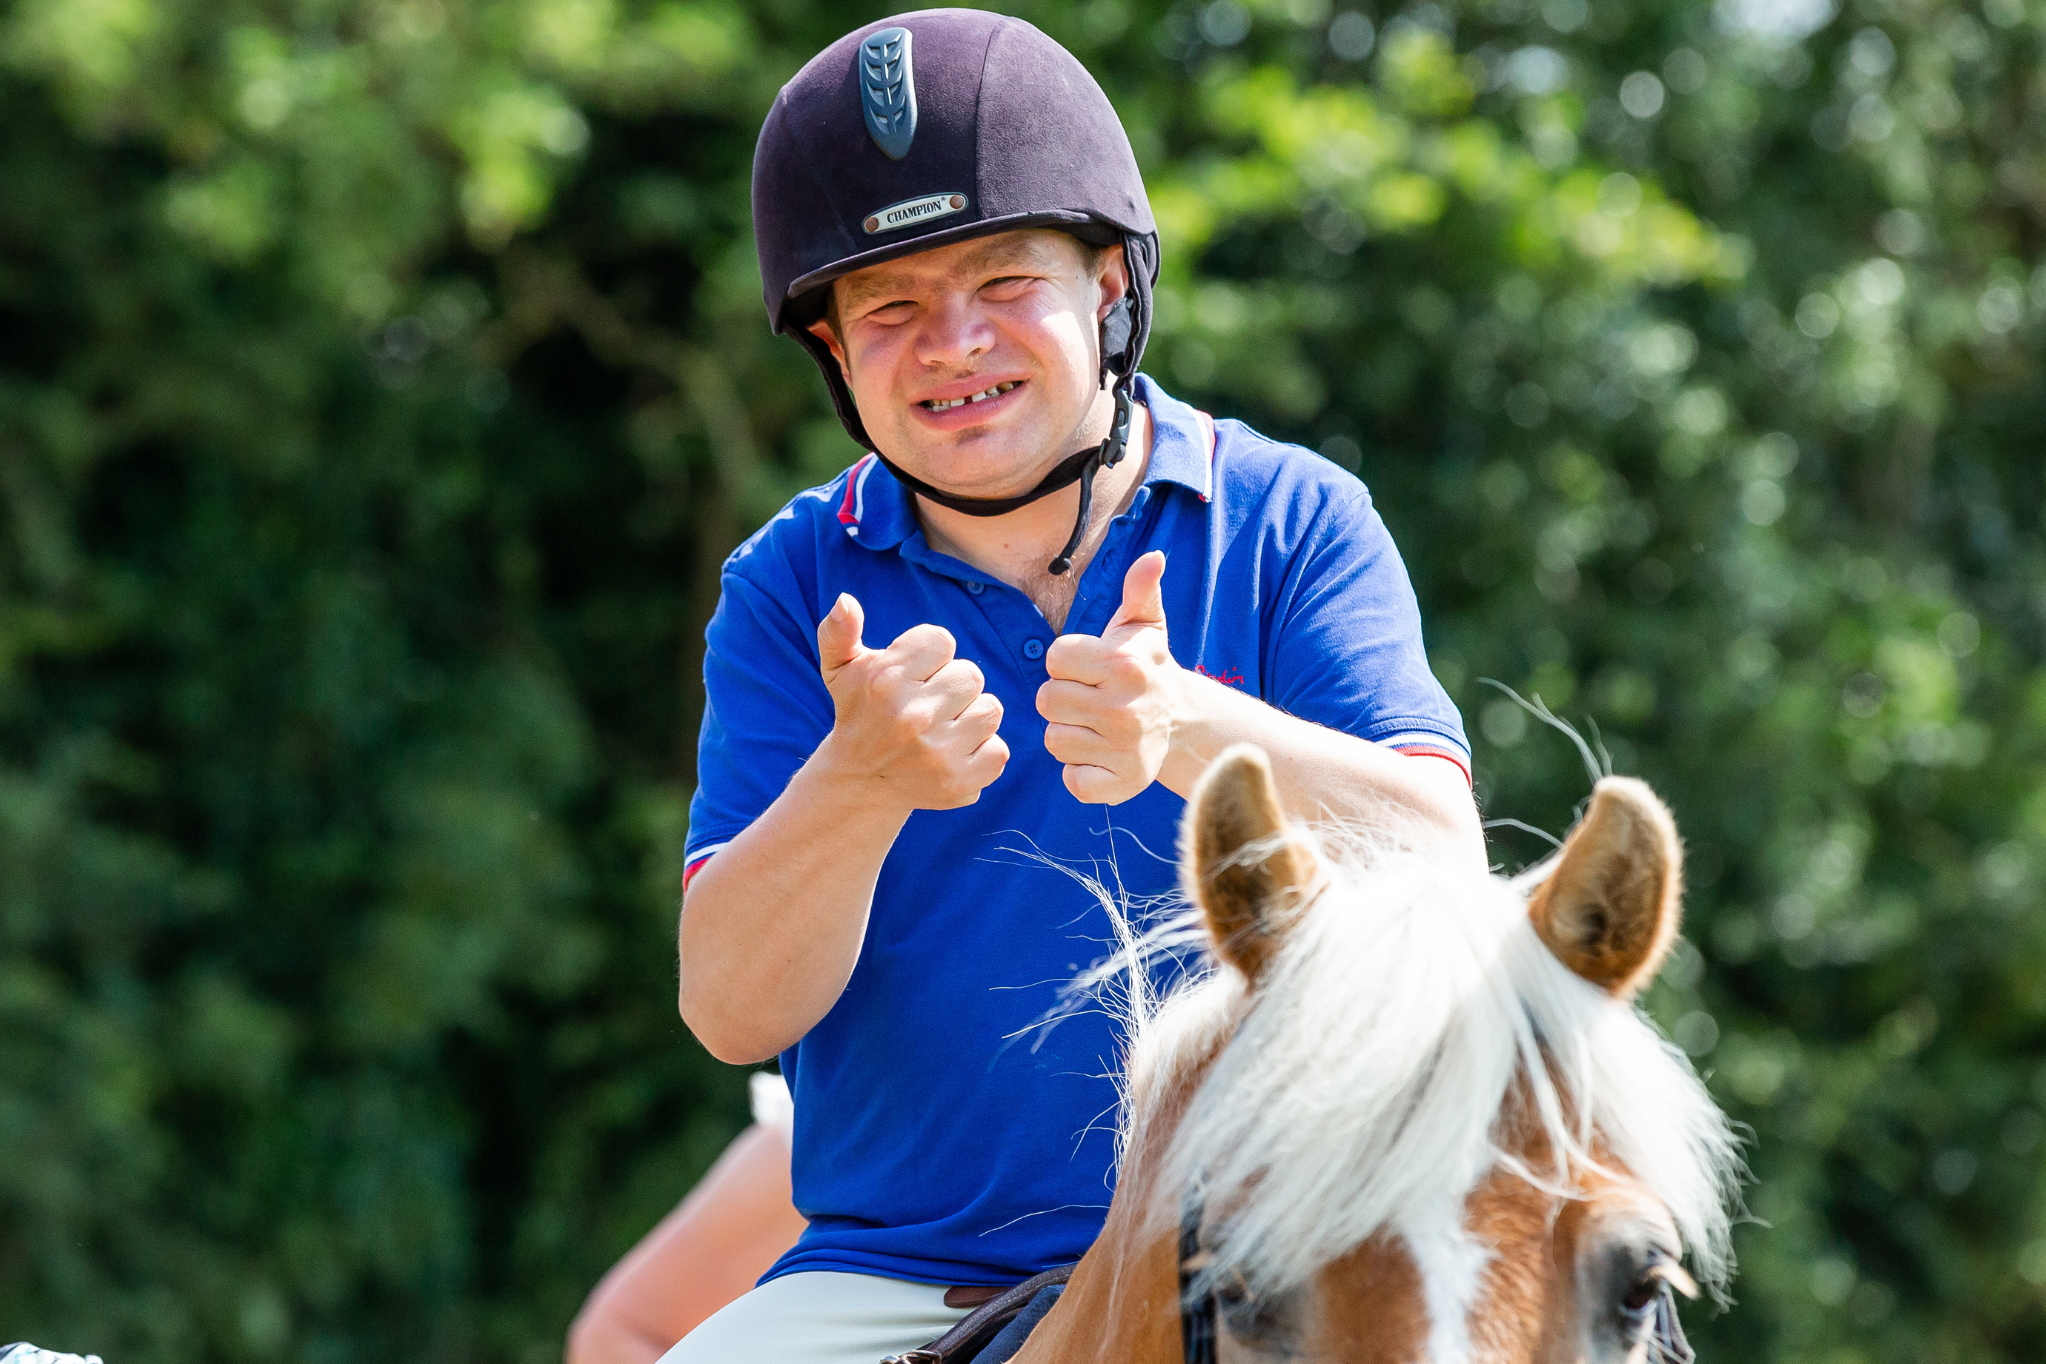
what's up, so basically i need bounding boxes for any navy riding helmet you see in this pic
[751,9,1160,573]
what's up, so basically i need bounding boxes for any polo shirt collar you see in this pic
[836,372,1216,553]
[1133,373,1217,502]
[833,449,914,551]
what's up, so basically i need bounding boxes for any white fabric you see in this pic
[658,1271,968,1364]
[747,1070,795,1144]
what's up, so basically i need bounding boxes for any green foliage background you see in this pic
[1,0,2042,1359]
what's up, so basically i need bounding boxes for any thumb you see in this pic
[816,593,867,678]
[1107,551,1168,634]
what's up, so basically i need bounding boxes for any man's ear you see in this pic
[1185,744,1318,984]
[1524,776,1683,1000]
[1093,242,1130,325]
[805,316,851,383]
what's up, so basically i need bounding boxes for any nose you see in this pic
[912,293,996,370]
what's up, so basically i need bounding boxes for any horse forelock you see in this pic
[1105,834,1742,1327]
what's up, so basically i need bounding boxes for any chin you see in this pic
[892,424,1060,496]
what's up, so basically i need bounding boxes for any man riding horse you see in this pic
[659,11,1481,1361]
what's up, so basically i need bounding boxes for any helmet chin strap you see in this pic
[868,379,1134,576]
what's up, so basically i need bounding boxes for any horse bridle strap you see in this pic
[1179,1194,1219,1364]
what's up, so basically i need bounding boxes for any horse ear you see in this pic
[1525,776,1683,999]
[1186,745,1318,983]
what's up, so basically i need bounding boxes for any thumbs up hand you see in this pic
[1037,551,1185,805]
[1101,546,1169,643]
[815,594,1009,811]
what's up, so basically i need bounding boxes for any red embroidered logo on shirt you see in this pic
[1195,663,1246,687]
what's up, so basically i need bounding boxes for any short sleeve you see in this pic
[1266,485,1470,773]
[686,569,835,874]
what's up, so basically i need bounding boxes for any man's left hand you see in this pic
[1037,550,1184,804]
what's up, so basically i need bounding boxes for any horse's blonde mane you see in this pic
[1101,828,1743,1308]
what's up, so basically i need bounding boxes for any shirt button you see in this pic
[966,580,985,595]
[1023,639,1045,661]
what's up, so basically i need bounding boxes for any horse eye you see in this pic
[1620,1276,1659,1317]
[1217,1275,1292,1346]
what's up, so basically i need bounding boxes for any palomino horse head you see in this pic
[1015,745,1741,1364]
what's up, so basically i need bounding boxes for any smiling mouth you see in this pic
[922,381,1019,411]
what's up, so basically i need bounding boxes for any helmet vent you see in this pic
[859,27,917,160]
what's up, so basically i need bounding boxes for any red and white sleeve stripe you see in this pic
[682,842,731,890]
[1387,742,1472,786]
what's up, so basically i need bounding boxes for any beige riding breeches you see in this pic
[657,1270,969,1364]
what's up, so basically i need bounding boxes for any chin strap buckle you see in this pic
[1047,382,1134,577]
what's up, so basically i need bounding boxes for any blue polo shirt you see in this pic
[685,374,1467,1288]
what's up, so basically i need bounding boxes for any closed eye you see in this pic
[980,274,1041,298]
[857,299,917,324]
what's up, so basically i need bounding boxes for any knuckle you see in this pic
[896,624,954,660]
[871,662,910,694]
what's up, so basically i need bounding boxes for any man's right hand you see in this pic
[679,594,1008,1062]
[814,593,1009,809]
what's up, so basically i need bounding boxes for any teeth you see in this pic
[926,381,1017,411]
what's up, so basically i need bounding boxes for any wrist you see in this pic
[802,732,918,824]
[1158,667,1234,796]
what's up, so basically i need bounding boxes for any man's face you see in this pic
[807,229,1127,497]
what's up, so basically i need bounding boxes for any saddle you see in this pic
[878,1266,1073,1364]
[880,1200,1220,1364]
